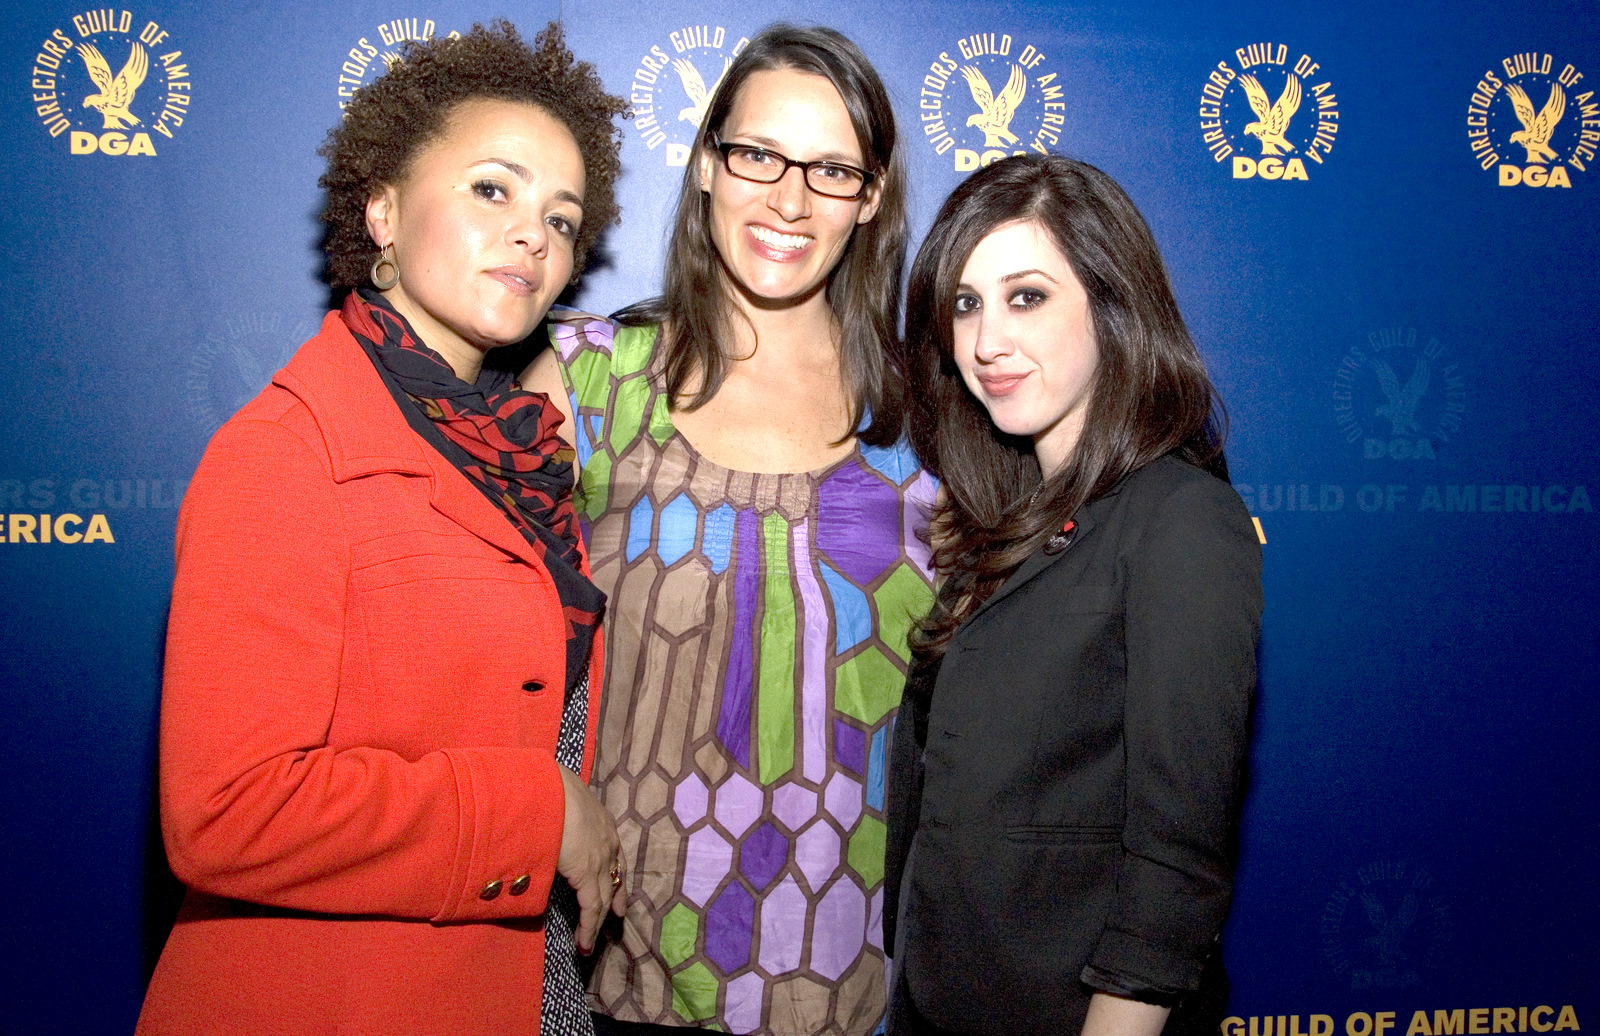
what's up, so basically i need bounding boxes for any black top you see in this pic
[885,454,1263,1036]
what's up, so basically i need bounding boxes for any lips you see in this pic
[976,371,1029,396]
[488,265,540,296]
[746,223,813,262]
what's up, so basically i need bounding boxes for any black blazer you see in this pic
[885,455,1263,1036]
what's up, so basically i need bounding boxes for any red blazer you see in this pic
[138,313,604,1036]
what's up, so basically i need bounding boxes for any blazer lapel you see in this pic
[419,445,548,568]
[964,506,1100,626]
[276,313,548,570]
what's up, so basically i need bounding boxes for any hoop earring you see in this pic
[370,244,399,290]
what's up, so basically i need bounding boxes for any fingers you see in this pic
[555,763,624,954]
[573,870,603,953]
[610,858,628,917]
[576,843,625,952]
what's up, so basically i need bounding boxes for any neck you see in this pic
[723,277,841,371]
[1033,406,1089,480]
[1033,432,1079,481]
[379,288,484,383]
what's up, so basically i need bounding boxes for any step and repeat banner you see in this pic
[1,0,1594,1032]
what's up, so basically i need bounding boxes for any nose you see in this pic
[507,207,549,258]
[971,310,1011,362]
[767,165,811,222]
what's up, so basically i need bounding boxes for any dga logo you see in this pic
[1320,858,1451,991]
[1465,53,1594,187]
[915,31,1067,172]
[335,18,460,109]
[1333,328,1466,461]
[185,312,312,435]
[628,25,749,167]
[1198,43,1339,181]
[30,9,191,155]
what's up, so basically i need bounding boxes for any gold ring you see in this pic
[610,857,622,888]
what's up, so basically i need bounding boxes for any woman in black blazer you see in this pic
[886,155,1263,1036]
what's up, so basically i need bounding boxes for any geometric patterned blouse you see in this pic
[548,313,937,1035]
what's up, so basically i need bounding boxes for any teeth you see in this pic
[750,225,810,251]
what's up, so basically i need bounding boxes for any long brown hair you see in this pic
[905,155,1228,663]
[613,23,908,447]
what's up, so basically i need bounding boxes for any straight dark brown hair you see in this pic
[613,23,908,447]
[905,154,1228,663]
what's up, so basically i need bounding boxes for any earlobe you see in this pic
[857,180,884,225]
[364,186,397,248]
[696,147,715,196]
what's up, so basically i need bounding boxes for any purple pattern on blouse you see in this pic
[714,771,763,839]
[705,882,756,973]
[715,508,761,767]
[815,462,902,586]
[833,718,867,776]
[810,880,867,981]
[739,821,789,892]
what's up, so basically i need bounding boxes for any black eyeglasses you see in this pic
[708,133,877,200]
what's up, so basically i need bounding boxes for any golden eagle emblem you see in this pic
[1239,72,1302,156]
[1507,83,1565,164]
[673,56,732,127]
[961,63,1027,148]
[77,41,148,130]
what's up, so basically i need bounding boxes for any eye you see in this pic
[547,213,579,239]
[814,164,850,182]
[1008,287,1047,310]
[740,147,781,167]
[471,179,509,203]
[953,293,981,316]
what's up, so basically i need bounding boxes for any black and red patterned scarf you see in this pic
[341,288,603,694]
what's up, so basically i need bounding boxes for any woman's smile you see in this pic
[746,222,814,259]
[973,370,1031,396]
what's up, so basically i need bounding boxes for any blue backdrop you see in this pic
[1,1,1594,1032]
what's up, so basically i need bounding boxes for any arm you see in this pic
[1080,474,1263,998]
[160,415,573,923]
[1082,993,1171,1036]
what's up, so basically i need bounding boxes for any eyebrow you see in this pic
[953,269,1061,295]
[476,158,585,209]
[999,268,1058,284]
[479,157,532,182]
[736,134,863,165]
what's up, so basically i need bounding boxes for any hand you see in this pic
[555,763,624,953]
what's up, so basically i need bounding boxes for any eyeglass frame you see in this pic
[706,133,878,201]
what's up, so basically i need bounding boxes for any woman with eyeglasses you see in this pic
[523,22,931,1036]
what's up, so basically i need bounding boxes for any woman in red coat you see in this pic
[138,23,628,1036]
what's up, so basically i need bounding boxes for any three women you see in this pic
[147,16,1257,1036]
[141,24,627,1036]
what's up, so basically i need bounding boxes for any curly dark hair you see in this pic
[318,20,626,288]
